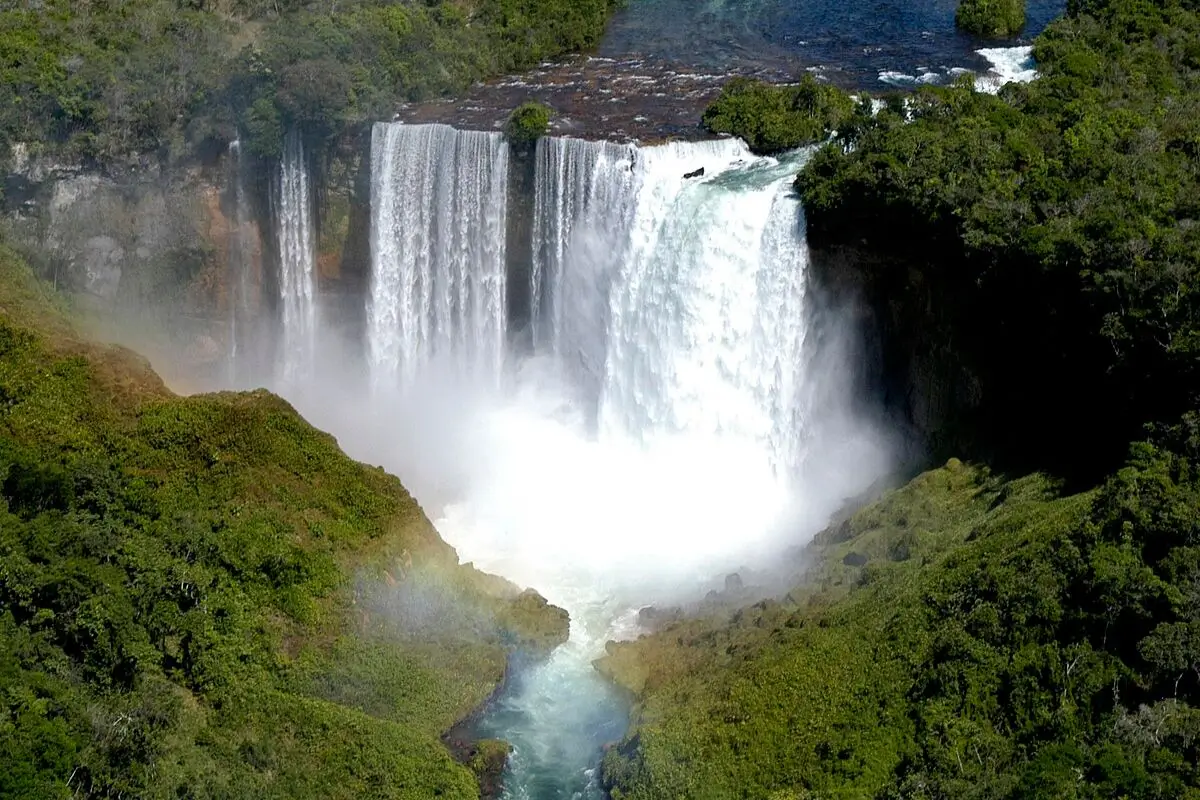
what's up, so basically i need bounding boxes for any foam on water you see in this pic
[976,45,1038,93]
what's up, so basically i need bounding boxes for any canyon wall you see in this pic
[3,135,962,466]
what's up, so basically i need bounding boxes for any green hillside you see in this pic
[0,245,567,799]
[599,448,1200,798]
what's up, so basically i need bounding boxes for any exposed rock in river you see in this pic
[393,55,789,143]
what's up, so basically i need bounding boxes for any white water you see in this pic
[272,129,891,798]
[430,137,883,796]
[368,122,509,390]
[273,130,318,385]
[876,45,1038,92]
[227,139,258,387]
[977,45,1038,93]
[530,138,813,478]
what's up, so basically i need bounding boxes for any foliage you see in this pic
[794,0,1200,477]
[506,101,551,146]
[702,74,855,154]
[956,0,1027,37]
[0,0,621,162]
[599,448,1200,798]
[0,247,567,798]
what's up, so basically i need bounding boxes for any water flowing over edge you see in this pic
[368,122,509,390]
[273,130,318,386]
[256,123,893,799]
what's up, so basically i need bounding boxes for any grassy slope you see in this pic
[0,246,567,799]
[597,453,1200,798]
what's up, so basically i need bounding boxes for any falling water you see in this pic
[273,130,318,385]
[368,122,509,389]
[530,136,814,477]
[226,139,258,386]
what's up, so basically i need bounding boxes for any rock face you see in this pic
[7,156,219,304]
[807,242,983,464]
[1,135,369,389]
[3,149,254,386]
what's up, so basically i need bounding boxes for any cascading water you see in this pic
[426,136,878,799]
[531,136,813,477]
[272,130,318,386]
[226,139,257,387]
[292,125,887,799]
[368,122,509,389]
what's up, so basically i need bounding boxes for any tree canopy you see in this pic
[0,0,620,163]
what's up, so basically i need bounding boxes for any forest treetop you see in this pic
[0,0,620,164]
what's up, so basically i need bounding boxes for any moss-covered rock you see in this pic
[468,739,512,799]
[505,101,552,147]
[956,0,1026,37]
[702,74,854,155]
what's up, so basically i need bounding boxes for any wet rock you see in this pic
[637,604,683,630]
[842,551,868,567]
[683,166,705,179]
[468,739,511,800]
[81,235,124,299]
[185,334,223,365]
[497,588,570,653]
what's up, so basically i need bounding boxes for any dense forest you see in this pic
[598,0,1200,796]
[705,0,1200,481]
[0,0,619,163]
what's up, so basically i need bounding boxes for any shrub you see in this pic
[506,102,552,146]
[956,0,1026,37]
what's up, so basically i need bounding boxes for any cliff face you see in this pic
[4,150,249,380]
[807,242,983,465]
[2,135,371,389]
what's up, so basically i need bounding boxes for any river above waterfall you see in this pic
[396,0,1063,140]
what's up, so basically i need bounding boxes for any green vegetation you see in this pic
[0,0,621,163]
[794,0,1200,476]
[0,245,567,798]
[599,444,1200,798]
[956,0,1027,37]
[701,74,855,154]
[610,2,1200,791]
[506,101,552,146]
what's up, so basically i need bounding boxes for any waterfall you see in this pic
[273,130,318,385]
[335,130,879,800]
[531,138,636,355]
[530,136,814,477]
[227,139,257,386]
[368,122,509,389]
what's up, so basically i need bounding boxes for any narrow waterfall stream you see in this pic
[272,129,318,387]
